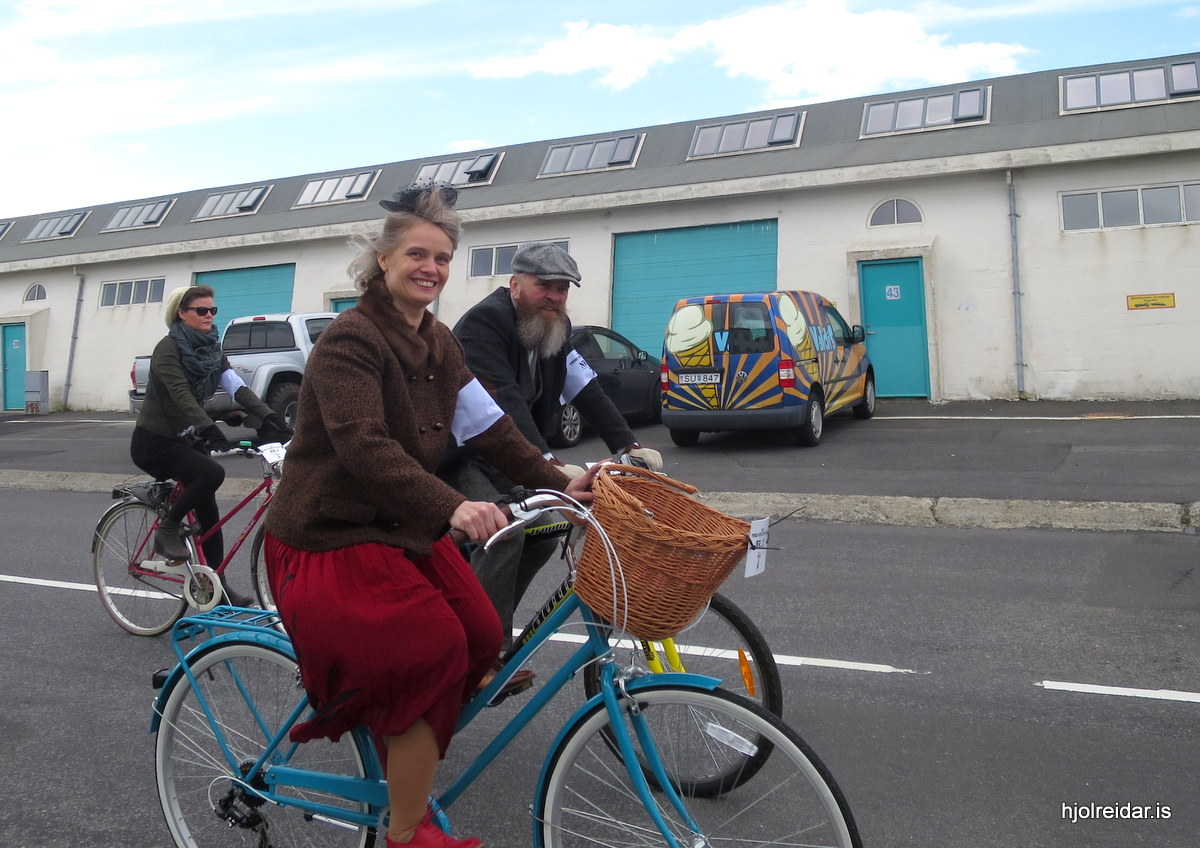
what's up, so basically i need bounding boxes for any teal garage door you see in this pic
[612,220,777,355]
[195,264,296,334]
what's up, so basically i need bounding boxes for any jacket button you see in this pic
[409,375,417,382]
[425,374,435,382]
[433,422,444,431]
[418,426,427,434]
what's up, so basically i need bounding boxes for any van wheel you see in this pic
[853,374,876,420]
[549,402,583,448]
[797,395,824,447]
[267,383,301,430]
[670,428,699,447]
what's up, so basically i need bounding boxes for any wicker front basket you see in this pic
[575,465,751,640]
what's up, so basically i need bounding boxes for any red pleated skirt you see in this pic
[263,532,501,757]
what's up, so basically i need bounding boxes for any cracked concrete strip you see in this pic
[706,491,1193,534]
[0,469,1192,534]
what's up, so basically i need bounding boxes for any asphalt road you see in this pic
[1,400,1198,846]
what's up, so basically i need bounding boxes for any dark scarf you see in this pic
[356,281,444,372]
[168,321,223,403]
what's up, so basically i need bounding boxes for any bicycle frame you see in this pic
[153,594,722,845]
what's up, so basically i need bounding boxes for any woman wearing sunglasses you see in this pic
[130,284,292,605]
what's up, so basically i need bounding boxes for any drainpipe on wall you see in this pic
[1007,169,1028,399]
[63,267,86,409]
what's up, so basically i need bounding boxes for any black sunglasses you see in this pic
[182,306,218,317]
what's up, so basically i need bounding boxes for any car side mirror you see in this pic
[635,349,648,362]
[850,325,866,344]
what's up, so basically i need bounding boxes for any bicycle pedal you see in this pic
[485,670,536,707]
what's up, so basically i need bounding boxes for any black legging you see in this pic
[130,426,226,567]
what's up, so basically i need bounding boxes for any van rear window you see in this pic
[725,302,774,354]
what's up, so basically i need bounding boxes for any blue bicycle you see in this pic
[151,488,860,848]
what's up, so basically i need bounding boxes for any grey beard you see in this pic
[517,311,569,358]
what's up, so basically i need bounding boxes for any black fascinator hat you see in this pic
[379,179,459,213]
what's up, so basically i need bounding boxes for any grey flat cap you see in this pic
[511,242,581,286]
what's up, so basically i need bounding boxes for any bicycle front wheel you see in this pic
[535,684,860,848]
[93,500,188,636]
[584,592,783,717]
[155,641,377,848]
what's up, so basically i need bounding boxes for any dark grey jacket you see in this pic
[135,335,272,440]
[452,287,635,454]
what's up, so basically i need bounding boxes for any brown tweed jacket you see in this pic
[265,308,571,555]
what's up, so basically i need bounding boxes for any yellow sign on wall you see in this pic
[1126,293,1175,310]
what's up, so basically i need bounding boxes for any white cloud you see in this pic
[470,20,675,90]
[468,1,1033,100]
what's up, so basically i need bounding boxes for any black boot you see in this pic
[154,518,191,561]
[220,575,256,608]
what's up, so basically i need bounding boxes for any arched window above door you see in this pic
[24,284,46,302]
[870,199,922,226]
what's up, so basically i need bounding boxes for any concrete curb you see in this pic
[4,469,1194,535]
[701,492,1196,534]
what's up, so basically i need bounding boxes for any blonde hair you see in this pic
[347,188,462,292]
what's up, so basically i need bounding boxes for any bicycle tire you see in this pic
[155,641,377,848]
[582,592,783,717]
[93,500,188,636]
[534,684,860,848]
[249,523,272,610]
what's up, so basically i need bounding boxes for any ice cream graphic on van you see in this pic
[778,293,819,380]
[665,303,719,408]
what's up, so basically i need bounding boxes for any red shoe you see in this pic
[386,813,482,848]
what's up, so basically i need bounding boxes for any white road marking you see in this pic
[1,574,97,591]
[1039,680,1200,703]
[529,631,921,674]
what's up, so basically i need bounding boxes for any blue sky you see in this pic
[1,0,1198,219]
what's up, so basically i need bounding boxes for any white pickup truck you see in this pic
[128,312,337,427]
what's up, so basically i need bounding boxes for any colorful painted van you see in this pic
[661,291,875,446]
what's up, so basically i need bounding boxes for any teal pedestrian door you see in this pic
[2,324,27,410]
[858,259,929,397]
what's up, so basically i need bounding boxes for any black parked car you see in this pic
[550,326,662,448]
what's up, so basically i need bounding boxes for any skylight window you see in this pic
[415,153,502,187]
[24,211,87,241]
[294,170,379,207]
[540,134,643,176]
[863,88,989,136]
[1062,60,1200,111]
[0,222,10,241]
[193,186,268,220]
[104,200,172,231]
[689,114,802,158]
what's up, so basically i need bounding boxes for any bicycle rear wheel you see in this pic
[249,524,273,610]
[155,641,377,848]
[534,684,859,848]
[93,500,188,636]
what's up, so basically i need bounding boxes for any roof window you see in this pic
[24,211,87,241]
[1062,60,1200,111]
[294,170,378,208]
[103,200,172,231]
[540,134,642,176]
[415,152,503,187]
[193,186,269,220]
[863,87,989,136]
[689,113,802,158]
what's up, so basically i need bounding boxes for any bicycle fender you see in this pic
[149,630,297,732]
[530,673,721,848]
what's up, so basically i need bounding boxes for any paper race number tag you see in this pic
[258,442,287,465]
[744,518,769,578]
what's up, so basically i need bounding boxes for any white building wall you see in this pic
[1016,151,1200,399]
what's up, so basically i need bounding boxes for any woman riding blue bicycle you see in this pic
[261,182,594,848]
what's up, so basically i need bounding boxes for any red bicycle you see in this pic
[92,442,285,636]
